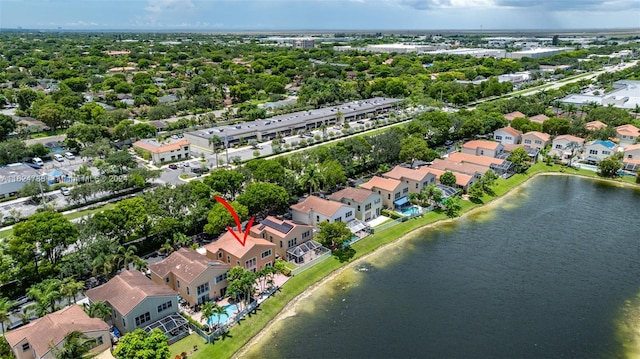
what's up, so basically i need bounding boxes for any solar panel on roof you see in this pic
[261,218,293,233]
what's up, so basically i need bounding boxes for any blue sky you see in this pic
[0,0,638,30]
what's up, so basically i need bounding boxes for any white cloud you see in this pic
[145,0,195,15]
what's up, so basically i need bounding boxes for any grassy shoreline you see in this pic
[176,163,639,358]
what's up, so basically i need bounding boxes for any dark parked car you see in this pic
[168,164,178,170]
[191,167,201,174]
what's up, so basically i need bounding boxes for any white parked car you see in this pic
[60,187,70,196]
[53,154,64,162]
[33,157,44,166]
[64,152,75,160]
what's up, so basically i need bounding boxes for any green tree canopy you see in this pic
[113,328,170,359]
[315,221,352,251]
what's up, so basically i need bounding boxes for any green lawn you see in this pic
[171,162,638,359]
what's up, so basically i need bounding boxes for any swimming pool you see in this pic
[401,206,421,216]
[576,163,598,171]
[207,304,238,327]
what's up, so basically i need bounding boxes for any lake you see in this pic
[244,175,640,359]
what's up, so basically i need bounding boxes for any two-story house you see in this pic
[429,159,489,179]
[623,144,640,171]
[550,134,585,160]
[584,140,618,163]
[493,127,522,145]
[85,270,179,335]
[250,216,314,261]
[615,124,640,146]
[290,195,356,226]
[5,305,110,359]
[462,140,504,158]
[149,248,231,306]
[204,231,276,273]
[382,166,437,194]
[521,131,551,150]
[359,176,410,209]
[327,187,383,222]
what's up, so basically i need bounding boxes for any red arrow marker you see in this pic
[214,195,255,247]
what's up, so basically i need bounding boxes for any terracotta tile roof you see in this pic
[616,124,640,136]
[290,195,349,217]
[149,248,229,284]
[523,131,551,142]
[623,144,640,152]
[462,140,501,151]
[359,176,402,192]
[328,187,377,204]
[553,134,585,144]
[446,152,504,167]
[504,111,526,121]
[85,270,177,316]
[250,216,312,237]
[382,165,434,182]
[494,127,522,137]
[5,305,109,358]
[529,114,550,124]
[132,139,190,154]
[421,167,473,187]
[585,120,607,131]
[430,159,489,176]
[623,158,640,165]
[204,230,275,259]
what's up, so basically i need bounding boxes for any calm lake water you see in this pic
[245,176,640,359]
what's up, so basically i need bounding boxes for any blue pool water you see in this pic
[401,206,420,216]
[207,304,238,326]
[576,163,598,171]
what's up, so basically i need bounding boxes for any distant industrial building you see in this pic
[183,97,403,149]
[292,39,315,49]
[508,47,573,59]
[559,80,640,110]
[424,48,507,58]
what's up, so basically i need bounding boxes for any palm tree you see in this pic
[208,135,222,168]
[28,279,63,316]
[566,141,581,167]
[91,253,117,279]
[0,297,14,333]
[61,278,85,304]
[201,301,215,330]
[133,258,148,273]
[212,303,226,329]
[51,330,95,359]
[115,245,139,271]
[84,301,112,322]
[299,165,322,194]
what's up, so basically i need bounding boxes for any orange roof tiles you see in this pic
[554,134,585,145]
[204,230,274,259]
[290,195,349,217]
[495,127,522,137]
[360,176,402,192]
[149,248,229,284]
[585,120,607,131]
[421,167,473,187]
[463,140,501,151]
[430,159,490,176]
[382,166,434,182]
[616,124,640,136]
[624,144,640,152]
[133,139,190,154]
[504,111,526,121]
[523,131,551,142]
[328,187,377,204]
[529,114,550,124]
[5,305,109,358]
[446,152,504,167]
[85,270,177,316]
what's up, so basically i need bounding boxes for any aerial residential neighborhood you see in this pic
[0,5,639,358]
